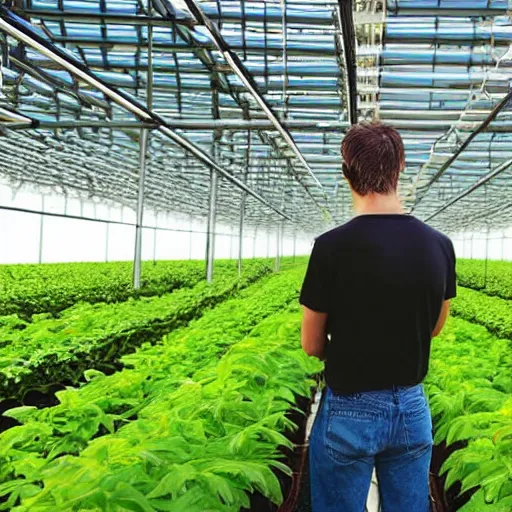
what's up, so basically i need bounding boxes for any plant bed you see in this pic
[0,265,269,403]
[0,271,318,510]
[425,317,512,512]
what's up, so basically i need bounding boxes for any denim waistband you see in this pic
[328,382,423,398]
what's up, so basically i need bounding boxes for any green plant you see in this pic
[451,287,512,340]
[426,316,512,510]
[0,266,309,504]
[0,262,270,400]
[0,260,211,317]
[4,305,322,511]
[456,259,512,301]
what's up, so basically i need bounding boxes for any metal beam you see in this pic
[182,0,324,192]
[423,158,512,223]
[0,203,239,236]
[275,222,282,272]
[133,128,148,289]
[205,168,218,282]
[238,136,250,277]
[0,7,292,222]
[336,0,358,125]
[133,2,153,289]
[0,119,157,130]
[412,88,512,212]
[0,106,36,125]
[11,118,512,133]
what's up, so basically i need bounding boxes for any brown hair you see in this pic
[341,122,405,196]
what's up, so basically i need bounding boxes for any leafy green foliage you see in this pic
[426,316,512,510]
[0,260,212,317]
[6,303,321,511]
[456,259,512,301]
[0,258,305,319]
[0,261,271,400]
[451,287,512,340]
[0,266,310,507]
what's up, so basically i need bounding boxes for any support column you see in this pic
[292,229,297,263]
[252,226,258,259]
[238,132,249,276]
[105,223,110,262]
[483,226,490,289]
[238,191,246,276]
[229,225,234,260]
[189,214,193,260]
[205,169,218,282]
[38,195,45,264]
[280,222,285,259]
[133,0,153,287]
[274,222,281,272]
[133,128,149,289]
[152,228,157,263]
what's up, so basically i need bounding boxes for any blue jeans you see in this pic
[310,384,433,512]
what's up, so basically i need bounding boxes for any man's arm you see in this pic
[301,306,328,360]
[432,300,450,338]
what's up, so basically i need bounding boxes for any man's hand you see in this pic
[301,306,328,360]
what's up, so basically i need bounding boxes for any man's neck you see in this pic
[352,192,404,216]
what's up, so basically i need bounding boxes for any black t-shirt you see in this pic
[300,214,456,394]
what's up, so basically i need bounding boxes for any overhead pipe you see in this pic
[423,158,512,223]
[17,118,512,133]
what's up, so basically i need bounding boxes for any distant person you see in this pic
[300,122,456,512]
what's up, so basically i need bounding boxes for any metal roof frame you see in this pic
[0,0,510,237]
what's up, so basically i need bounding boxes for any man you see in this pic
[300,122,456,512]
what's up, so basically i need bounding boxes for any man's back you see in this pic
[302,122,456,512]
[300,213,456,394]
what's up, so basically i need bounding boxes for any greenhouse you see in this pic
[0,0,511,510]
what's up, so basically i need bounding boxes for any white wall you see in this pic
[0,183,312,264]
[451,227,512,261]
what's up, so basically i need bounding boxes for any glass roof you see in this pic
[0,0,511,236]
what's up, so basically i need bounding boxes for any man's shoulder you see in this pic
[416,220,453,247]
[314,221,356,245]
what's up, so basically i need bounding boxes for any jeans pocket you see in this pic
[403,387,429,418]
[325,395,382,465]
[402,400,433,458]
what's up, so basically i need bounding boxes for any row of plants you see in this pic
[451,287,512,340]
[456,259,512,301]
[0,257,305,319]
[426,316,512,511]
[1,305,321,511]
[0,266,309,508]
[0,261,271,402]
[0,260,212,318]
